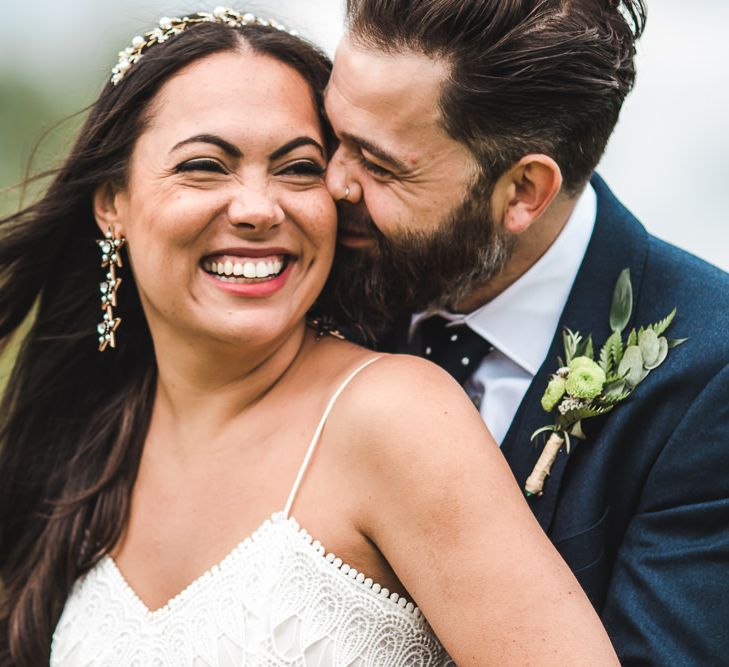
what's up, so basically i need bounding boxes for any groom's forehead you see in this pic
[329,37,448,128]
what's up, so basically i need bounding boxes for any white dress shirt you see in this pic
[415,184,597,444]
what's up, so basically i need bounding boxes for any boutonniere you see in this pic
[525,268,686,497]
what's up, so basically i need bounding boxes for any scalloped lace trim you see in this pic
[51,512,454,666]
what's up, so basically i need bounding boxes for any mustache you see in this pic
[336,202,383,239]
[321,172,514,340]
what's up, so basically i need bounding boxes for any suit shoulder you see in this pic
[640,235,729,353]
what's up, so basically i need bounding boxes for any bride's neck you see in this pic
[149,322,309,447]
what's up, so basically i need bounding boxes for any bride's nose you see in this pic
[226,185,285,231]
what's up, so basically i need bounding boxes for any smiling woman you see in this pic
[0,7,619,667]
[93,47,335,347]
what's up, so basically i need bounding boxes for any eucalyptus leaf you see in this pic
[644,336,669,370]
[618,345,648,387]
[627,328,638,348]
[638,329,660,367]
[610,268,633,333]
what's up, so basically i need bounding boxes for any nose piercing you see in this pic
[343,186,350,201]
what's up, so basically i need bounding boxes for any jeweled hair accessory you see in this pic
[111,7,297,85]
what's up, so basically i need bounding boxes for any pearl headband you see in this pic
[111,6,297,85]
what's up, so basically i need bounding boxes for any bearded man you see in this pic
[321,0,729,664]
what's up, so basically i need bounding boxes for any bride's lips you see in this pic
[200,247,296,297]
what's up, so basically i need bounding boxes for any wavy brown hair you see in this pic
[346,0,647,194]
[0,16,332,665]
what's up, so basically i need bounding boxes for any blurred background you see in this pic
[0,0,727,328]
[1,0,727,269]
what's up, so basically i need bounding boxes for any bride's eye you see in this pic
[175,159,227,174]
[277,160,326,178]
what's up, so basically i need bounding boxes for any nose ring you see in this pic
[343,186,350,201]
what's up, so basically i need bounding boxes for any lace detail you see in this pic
[52,358,455,665]
[51,513,454,666]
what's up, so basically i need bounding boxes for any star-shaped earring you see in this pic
[97,226,126,269]
[96,225,125,351]
[100,272,122,309]
[97,306,122,351]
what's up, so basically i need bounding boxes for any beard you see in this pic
[320,174,515,341]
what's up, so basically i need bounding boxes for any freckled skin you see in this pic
[105,49,336,349]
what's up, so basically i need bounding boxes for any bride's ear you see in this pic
[492,155,563,235]
[93,182,127,237]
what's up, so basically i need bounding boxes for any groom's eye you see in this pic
[359,155,393,179]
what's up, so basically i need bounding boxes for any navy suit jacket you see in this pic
[388,174,729,665]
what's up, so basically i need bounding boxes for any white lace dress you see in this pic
[50,359,455,666]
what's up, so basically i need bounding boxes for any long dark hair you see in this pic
[0,16,332,665]
[346,0,646,194]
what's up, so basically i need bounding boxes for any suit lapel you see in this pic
[501,174,649,532]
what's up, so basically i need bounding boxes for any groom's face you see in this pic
[323,37,514,315]
[324,37,480,249]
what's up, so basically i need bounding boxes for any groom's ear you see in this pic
[492,155,563,235]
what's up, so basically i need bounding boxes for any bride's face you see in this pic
[97,49,335,348]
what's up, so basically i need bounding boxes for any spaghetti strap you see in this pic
[283,356,383,518]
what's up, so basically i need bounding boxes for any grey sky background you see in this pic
[1,1,726,270]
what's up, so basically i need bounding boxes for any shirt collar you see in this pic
[463,183,597,375]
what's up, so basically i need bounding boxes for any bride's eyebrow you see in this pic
[269,136,325,161]
[170,134,242,157]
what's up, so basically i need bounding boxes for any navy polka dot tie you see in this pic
[419,316,494,385]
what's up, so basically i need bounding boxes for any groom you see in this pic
[323,0,729,664]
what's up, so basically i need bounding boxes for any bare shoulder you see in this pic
[331,352,496,472]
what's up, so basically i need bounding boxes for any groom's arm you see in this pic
[602,362,729,666]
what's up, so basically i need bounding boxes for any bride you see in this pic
[0,8,618,666]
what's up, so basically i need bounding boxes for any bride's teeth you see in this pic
[205,255,286,280]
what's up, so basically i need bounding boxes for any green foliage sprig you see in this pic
[532,268,687,451]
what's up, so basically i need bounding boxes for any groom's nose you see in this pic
[326,145,363,203]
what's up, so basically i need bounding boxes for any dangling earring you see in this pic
[96,225,125,351]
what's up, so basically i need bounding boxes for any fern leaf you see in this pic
[559,404,615,426]
[651,308,676,337]
[598,330,623,375]
[598,390,632,406]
